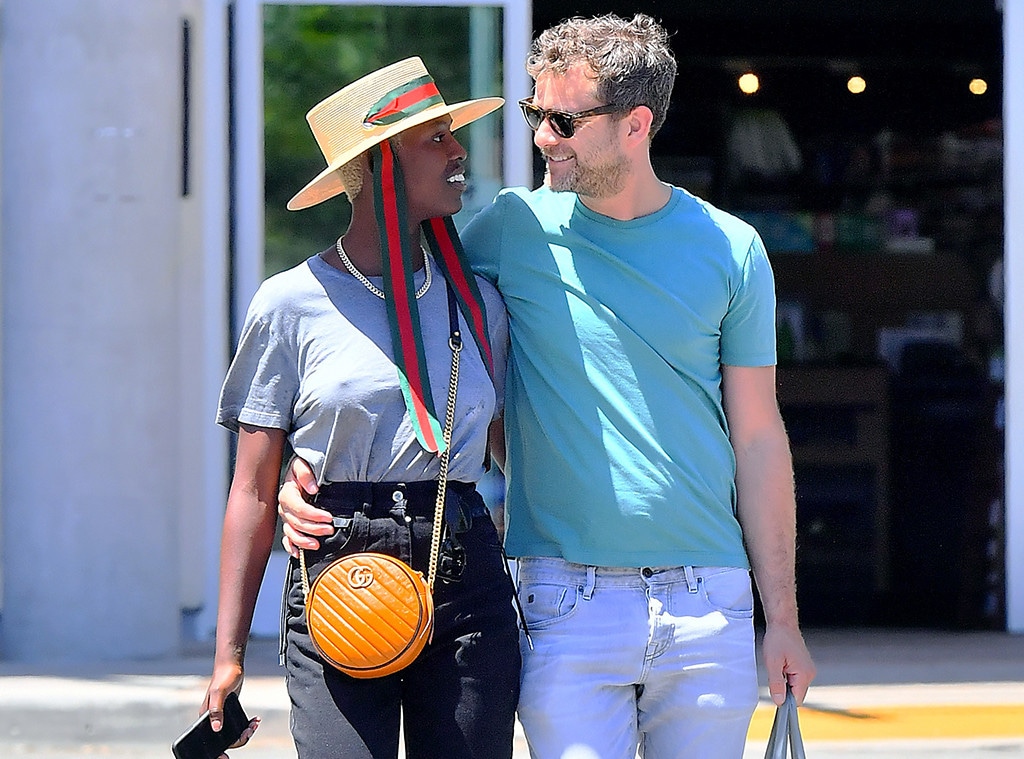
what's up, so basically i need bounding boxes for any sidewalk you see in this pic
[1,628,1022,758]
[743,628,1024,757]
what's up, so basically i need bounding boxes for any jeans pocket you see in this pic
[697,567,754,619]
[307,512,371,576]
[518,581,582,630]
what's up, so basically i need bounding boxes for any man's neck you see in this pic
[578,172,672,221]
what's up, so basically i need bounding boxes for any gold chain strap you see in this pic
[426,329,462,590]
[299,547,311,600]
[299,324,462,600]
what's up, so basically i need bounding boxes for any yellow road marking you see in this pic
[746,703,1024,742]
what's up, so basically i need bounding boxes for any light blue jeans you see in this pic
[515,557,758,759]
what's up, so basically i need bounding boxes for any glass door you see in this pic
[229,0,531,637]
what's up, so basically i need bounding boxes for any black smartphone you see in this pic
[171,691,250,759]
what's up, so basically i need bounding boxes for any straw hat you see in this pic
[287,57,503,211]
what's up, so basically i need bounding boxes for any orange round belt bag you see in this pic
[299,290,462,678]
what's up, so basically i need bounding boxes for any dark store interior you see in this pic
[533,1,1006,630]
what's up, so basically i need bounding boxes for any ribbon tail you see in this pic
[397,372,446,454]
[422,216,494,379]
[373,141,445,455]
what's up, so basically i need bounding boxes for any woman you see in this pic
[202,57,519,759]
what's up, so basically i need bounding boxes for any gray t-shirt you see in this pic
[217,252,508,484]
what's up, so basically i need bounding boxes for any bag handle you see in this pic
[299,278,462,598]
[764,685,806,759]
[425,283,462,590]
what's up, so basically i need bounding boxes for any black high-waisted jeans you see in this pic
[283,480,521,759]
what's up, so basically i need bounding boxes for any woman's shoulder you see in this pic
[248,255,325,315]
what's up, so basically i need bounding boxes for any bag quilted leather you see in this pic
[306,552,433,678]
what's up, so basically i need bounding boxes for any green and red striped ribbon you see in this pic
[364,76,444,127]
[370,140,492,455]
[422,216,494,377]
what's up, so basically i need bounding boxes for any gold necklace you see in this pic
[335,238,432,300]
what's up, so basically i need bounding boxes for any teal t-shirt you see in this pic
[461,186,777,568]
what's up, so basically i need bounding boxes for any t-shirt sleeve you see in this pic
[461,194,506,284]
[216,285,299,433]
[478,277,509,418]
[720,232,777,367]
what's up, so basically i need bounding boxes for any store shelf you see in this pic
[777,364,890,625]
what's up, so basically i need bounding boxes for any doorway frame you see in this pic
[195,0,533,639]
[1004,0,1023,633]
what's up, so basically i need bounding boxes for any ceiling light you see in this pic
[738,72,759,95]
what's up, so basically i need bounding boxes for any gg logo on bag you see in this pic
[348,565,374,588]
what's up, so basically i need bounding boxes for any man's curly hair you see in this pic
[526,14,677,139]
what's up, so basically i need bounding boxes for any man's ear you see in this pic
[623,105,655,146]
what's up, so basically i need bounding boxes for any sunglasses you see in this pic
[518,98,623,139]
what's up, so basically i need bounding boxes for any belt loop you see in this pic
[582,566,597,600]
[684,565,699,594]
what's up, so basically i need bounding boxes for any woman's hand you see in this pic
[201,671,261,756]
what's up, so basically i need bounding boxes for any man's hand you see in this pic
[278,456,333,556]
[761,623,815,706]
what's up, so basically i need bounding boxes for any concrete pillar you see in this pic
[1,1,185,660]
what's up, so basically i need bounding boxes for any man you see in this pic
[279,14,814,758]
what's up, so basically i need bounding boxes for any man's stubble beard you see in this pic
[545,135,630,199]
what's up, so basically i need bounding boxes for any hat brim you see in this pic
[286,96,503,211]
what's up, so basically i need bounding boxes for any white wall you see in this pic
[0,0,188,660]
[177,0,232,635]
